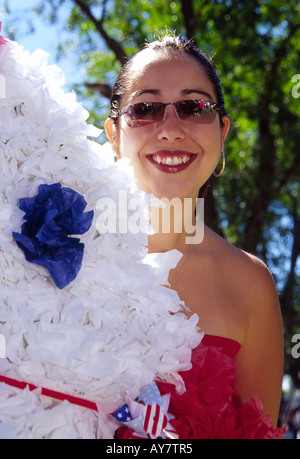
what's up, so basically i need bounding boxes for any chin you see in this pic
[151,190,191,203]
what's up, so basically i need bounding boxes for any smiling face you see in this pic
[105,50,230,200]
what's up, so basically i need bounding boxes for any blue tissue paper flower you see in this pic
[13,183,94,289]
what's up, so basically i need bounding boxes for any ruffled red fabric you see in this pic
[116,334,286,439]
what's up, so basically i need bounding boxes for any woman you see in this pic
[0,29,202,439]
[105,34,285,438]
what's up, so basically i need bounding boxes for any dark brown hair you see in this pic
[109,34,228,127]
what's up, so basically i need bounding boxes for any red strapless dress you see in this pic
[116,334,286,439]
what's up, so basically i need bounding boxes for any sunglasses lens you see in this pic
[177,100,217,124]
[122,100,219,126]
[123,102,164,127]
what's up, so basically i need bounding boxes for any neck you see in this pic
[147,196,203,253]
[148,231,185,253]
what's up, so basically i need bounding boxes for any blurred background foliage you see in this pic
[2,0,300,384]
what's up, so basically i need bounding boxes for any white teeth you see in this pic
[152,155,191,165]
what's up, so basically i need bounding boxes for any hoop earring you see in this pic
[213,151,225,177]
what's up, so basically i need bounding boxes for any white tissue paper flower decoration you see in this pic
[0,33,202,439]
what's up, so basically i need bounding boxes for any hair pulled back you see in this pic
[109,34,228,125]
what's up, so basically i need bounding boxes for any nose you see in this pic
[156,105,186,142]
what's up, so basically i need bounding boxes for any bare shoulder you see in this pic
[202,226,281,324]
[183,226,283,347]
[199,228,284,424]
[234,249,280,318]
[205,227,278,300]
[232,248,279,302]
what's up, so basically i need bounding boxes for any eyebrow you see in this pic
[182,88,214,100]
[132,89,159,98]
[132,88,214,100]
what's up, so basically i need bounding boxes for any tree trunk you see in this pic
[242,115,276,253]
[180,0,197,39]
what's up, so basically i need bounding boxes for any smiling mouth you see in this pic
[147,151,196,172]
[151,154,192,165]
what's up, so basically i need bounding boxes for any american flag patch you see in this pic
[112,404,132,422]
[142,403,168,438]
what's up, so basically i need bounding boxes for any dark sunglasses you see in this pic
[116,99,224,127]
